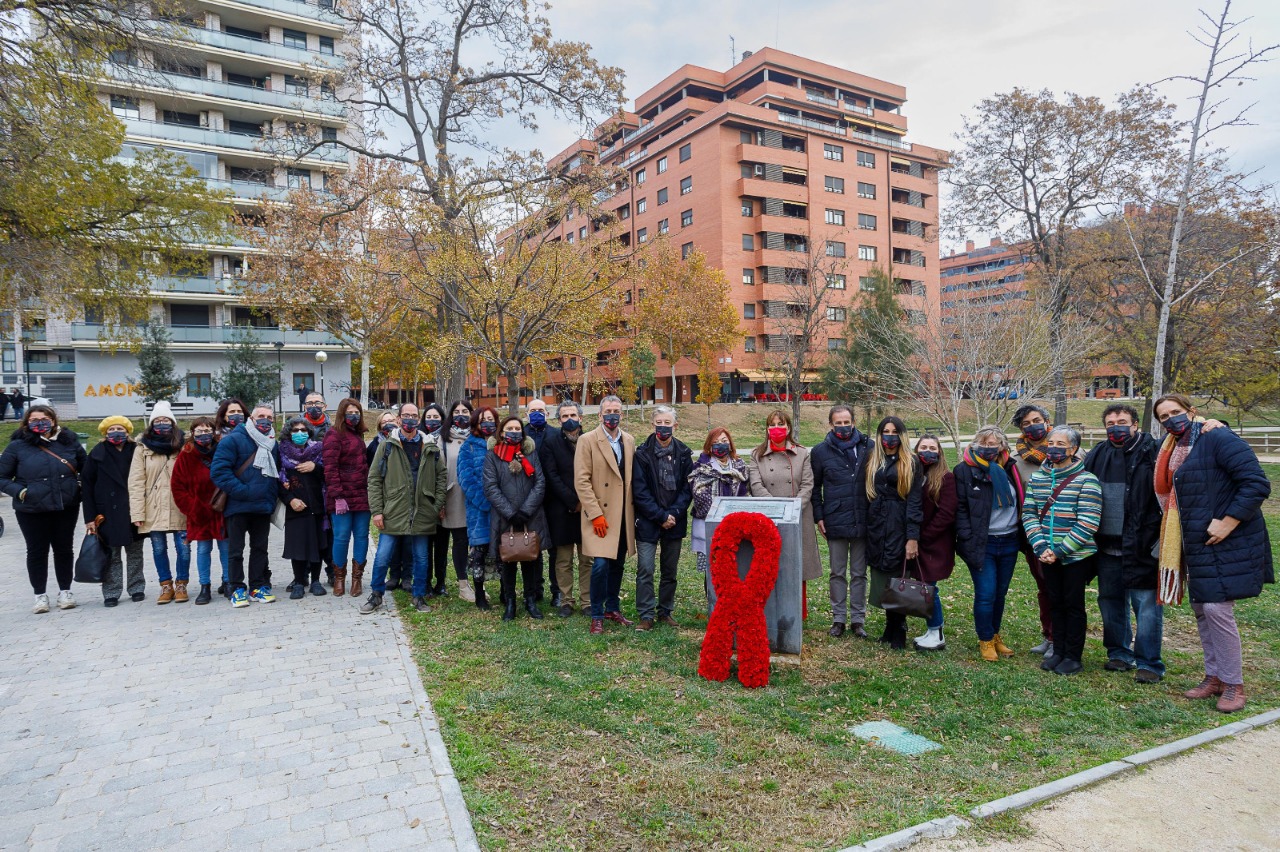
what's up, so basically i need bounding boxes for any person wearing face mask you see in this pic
[954,426,1026,662]
[279,418,328,600]
[171,417,230,604]
[540,401,588,617]
[687,426,750,614]
[367,411,398,465]
[128,401,190,605]
[1153,393,1272,714]
[420,403,459,599]
[366,410,406,589]
[83,416,147,606]
[911,434,957,651]
[1011,404,1057,656]
[457,406,500,609]
[863,416,923,650]
[361,403,447,614]
[0,404,86,613]
[483,416,552,621]
[523,398,558,606]
[748,410,821,615]
[1021,426,1102,676]
[633,405,695,630]
[438,401,476,603]
[574,395,638,634]
[215,398,247,437]
[810,404,873,639]
[301,392,331,440]
[211,403,283,607]
[324,398,371,598]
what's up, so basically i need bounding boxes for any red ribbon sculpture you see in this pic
[698,511,782,688]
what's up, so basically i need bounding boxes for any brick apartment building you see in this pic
[471,48,948,407]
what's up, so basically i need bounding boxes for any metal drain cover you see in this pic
[850,720,942,755]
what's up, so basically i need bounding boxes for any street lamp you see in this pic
[315,350,328,400]
[273,341,284,421]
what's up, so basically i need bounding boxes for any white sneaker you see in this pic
[33,594,50,614]
[57,590,76,610]
[914,627,946,651]
[458,582,476,603]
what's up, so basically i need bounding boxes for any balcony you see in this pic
[203,0,343,30]
[101,64,346,119]
[71,323,344,347]
[735,143,807,170]
[850,129,911,151]
[146,21,344,70]
[121,117,349,165]
[27,362,76,373]
[737,178,807,204]
[150,276,229,294]
[777,112,846,138]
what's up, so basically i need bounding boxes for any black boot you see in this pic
[887,613,908,650]
[325,565,335,587]
[501,565,517,621]
[524,593,544,620]
[474,580,491,611]
[194,584,212,606]
[502,592,516,621]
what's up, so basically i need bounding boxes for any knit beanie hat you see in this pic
[98,415,135,436]
[148,400,176,426]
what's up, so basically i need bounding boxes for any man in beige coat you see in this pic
[573,395,636,634]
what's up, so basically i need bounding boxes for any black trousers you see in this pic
[500,560,543,601]
[292,559,322,584]
[16,506,78,594]
[431,526,469,587]
[227,513,272,592]
[1044,559,1092,662]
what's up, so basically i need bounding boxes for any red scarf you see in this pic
[494,440,535,476]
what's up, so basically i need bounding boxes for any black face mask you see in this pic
[503,432,523,445]
[345,412,362,426]
[833,425,853,440]
[918,451,940,466]
[194,433,214,447]
[710,442,731,458]
[1022,422,1048,442]
[453,414,470,429]
[400,417,419,432]
[973,445,1001,462]
[880,434,901,451]
[1045,446,1071,464]
[306,405,324,418]
[255,418,273,434]
[654,425,673,440]
[380,423,395,436]
[1163,413,1191,437]
[227,414,245,427]
[106,431,128,445]
[478,421,496,436]
[422,419,442,434]
[561,418,581,433]
[152,422,173,436]
[1106,425,1132,445]
[602,413,621,430]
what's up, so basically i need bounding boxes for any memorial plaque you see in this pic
[705,496,804,656]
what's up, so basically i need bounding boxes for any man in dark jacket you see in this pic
[631,405,693,630]
[809,404,872,638]
[524,398,557,603]
[210,403,281,607]
[540,401,585,618]
[1083,404,1165,682]
[83,415,146,605]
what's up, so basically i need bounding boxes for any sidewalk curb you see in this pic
[837,707,1278,852]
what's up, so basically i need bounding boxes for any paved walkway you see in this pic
[0,500,478,852]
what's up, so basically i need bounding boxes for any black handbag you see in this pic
[880,557,935,619]
[74,533,109,584]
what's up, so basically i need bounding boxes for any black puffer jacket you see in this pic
[0,427,86,514]
[1083,432,1162,589]
[483,437,551,553]
[810,429,872,540]
[953,456,1026,571]
[538,427,581,548]
[865,455,924,572]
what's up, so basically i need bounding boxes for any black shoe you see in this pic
[412,595,431,613]
[551,591,564,608]
[1054,658,1083,676]
[290,583,305,600]
[558,604,573,618]
[103,598,118,608]
[309,581,327,597]
[432,584,447,597]
[1104,659,1135,672]
[1134,669,1163,684]
[194,585,212,606]
[325,566,335,587]
[1041,654,1064,672]
[131,592,145,603]
[828,622,846,638]
[474,582,492,611]
[502,595,516,622]
[359,593,383,614]
[285,580,297,594]
[216,582,228,598]
[890,629,908,651]
[524,595,544,620]
[851,623,869,639]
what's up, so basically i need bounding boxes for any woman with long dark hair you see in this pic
[324,397,370,597]
[436,400,474,601]
[128,401,189,604]
[863,416,923,650]
[457,405,499,609]
[214,398,247,436]
[911,434,956,650]
[171,416,229,604]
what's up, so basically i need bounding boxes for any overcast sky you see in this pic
[502,0,1279,244]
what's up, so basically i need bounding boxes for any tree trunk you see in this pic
[581,360,590,405]
[506,367,520,416]
[1048,285,1069,425]
[359,345,371,410]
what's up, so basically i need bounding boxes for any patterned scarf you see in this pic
[1154,418,1204,605]
[1015,437,1047,466]
[494,439,535,476]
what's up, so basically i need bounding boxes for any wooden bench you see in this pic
[144,401,195,416]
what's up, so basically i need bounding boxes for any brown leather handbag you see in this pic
[499,527,541,563]
[209,454,254,512]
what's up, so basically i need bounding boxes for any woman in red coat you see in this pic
[323,397,371,597]
[170,417,228,605]
[913,435,957,650]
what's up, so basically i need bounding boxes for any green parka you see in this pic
[367,432,447,536]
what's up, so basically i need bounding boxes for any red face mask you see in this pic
[767,426,789,444]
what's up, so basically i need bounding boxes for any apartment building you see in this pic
[485,47,947,406]
[0,0,354,418]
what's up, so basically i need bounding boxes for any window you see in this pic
[680,176,693,195]
[824,143,844,161]
[859,275,877,291]
[636,198,647,214]
[163,110,200,127]
[170,304,209,327]
[565,232,574,244]
[187,373,212,396]
[742,234,754,250]
[681,242,694,259]
[826,307,847,322]
[287,168,311,189]
[657,188,668,205]
[293,373,315,392]
[858,213,877,230]
[618,204,630,220]
[282,28,307,49]
[110,48,139,67]
[827,274,847,289]
[826,240,846,258]
[857,151,876,168]
[321,126,338,143]
[110,95,139,119]
[825,209,845,226]
[828,338,846,351]
[857,181,877,199]
[679,143,691,162]
[657,156,668,174]
[741,201,754,217]
[579,226,587,240]
[622,290,632,304]
[569,357,577,369]
[907,310,926,326]
[743,303,756,319]
[744,337,756,353]
[858,245,877,261]
[283,74,309,95]
[637,227,648,244]
[658,218,669,234]
[681,209,693,227]
[742,268,755,285]
[824,176,845,194]
[319,36,335,55]
[635,168,646,185]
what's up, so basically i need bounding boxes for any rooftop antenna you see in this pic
[730,35,735,66]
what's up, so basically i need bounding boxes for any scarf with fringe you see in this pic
[1154,417,1205,605]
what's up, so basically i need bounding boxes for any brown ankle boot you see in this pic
[157,580,175,604]
[333,564,347,597]
[173,581,189,604]
[1217,683,1246,713]
[349,561,364,598]
[1184,675,1224,699]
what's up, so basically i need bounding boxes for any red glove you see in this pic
[592,516,609,538]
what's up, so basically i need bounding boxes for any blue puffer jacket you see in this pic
[209,425,281,517]
[456,434,491,545]
[1171,427,1273,603]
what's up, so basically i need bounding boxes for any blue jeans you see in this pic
[926,582,944,630]
[1096,553,1165,675]
[371,533,430,596]
[589,556,624,618]
[194,539,230,586]
[151,531,190,583]
[969,532,1019,641]
[331,510,371,566]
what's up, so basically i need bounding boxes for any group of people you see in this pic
[0,387,27,421]
[0,393,1271,713]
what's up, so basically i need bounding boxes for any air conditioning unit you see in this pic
[752,164,765,177]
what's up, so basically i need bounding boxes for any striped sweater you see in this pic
[1021,458,1102,564]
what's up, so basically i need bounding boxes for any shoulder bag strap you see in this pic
[39,446,78,475]
[1038,473,1079,521]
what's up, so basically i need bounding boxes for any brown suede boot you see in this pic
[157,580,175,605]
[173,581,189,604]
[1216,683,1246,713]
[349,561,364,598]
[1184,675,1224,699]
[333,564,347,597]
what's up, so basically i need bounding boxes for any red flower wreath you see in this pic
[698,511,782,688]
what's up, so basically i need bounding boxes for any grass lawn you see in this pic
[397,461,1280,851]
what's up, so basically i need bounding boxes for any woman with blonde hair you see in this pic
[864,416,923,649]
[911,434,957,650]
